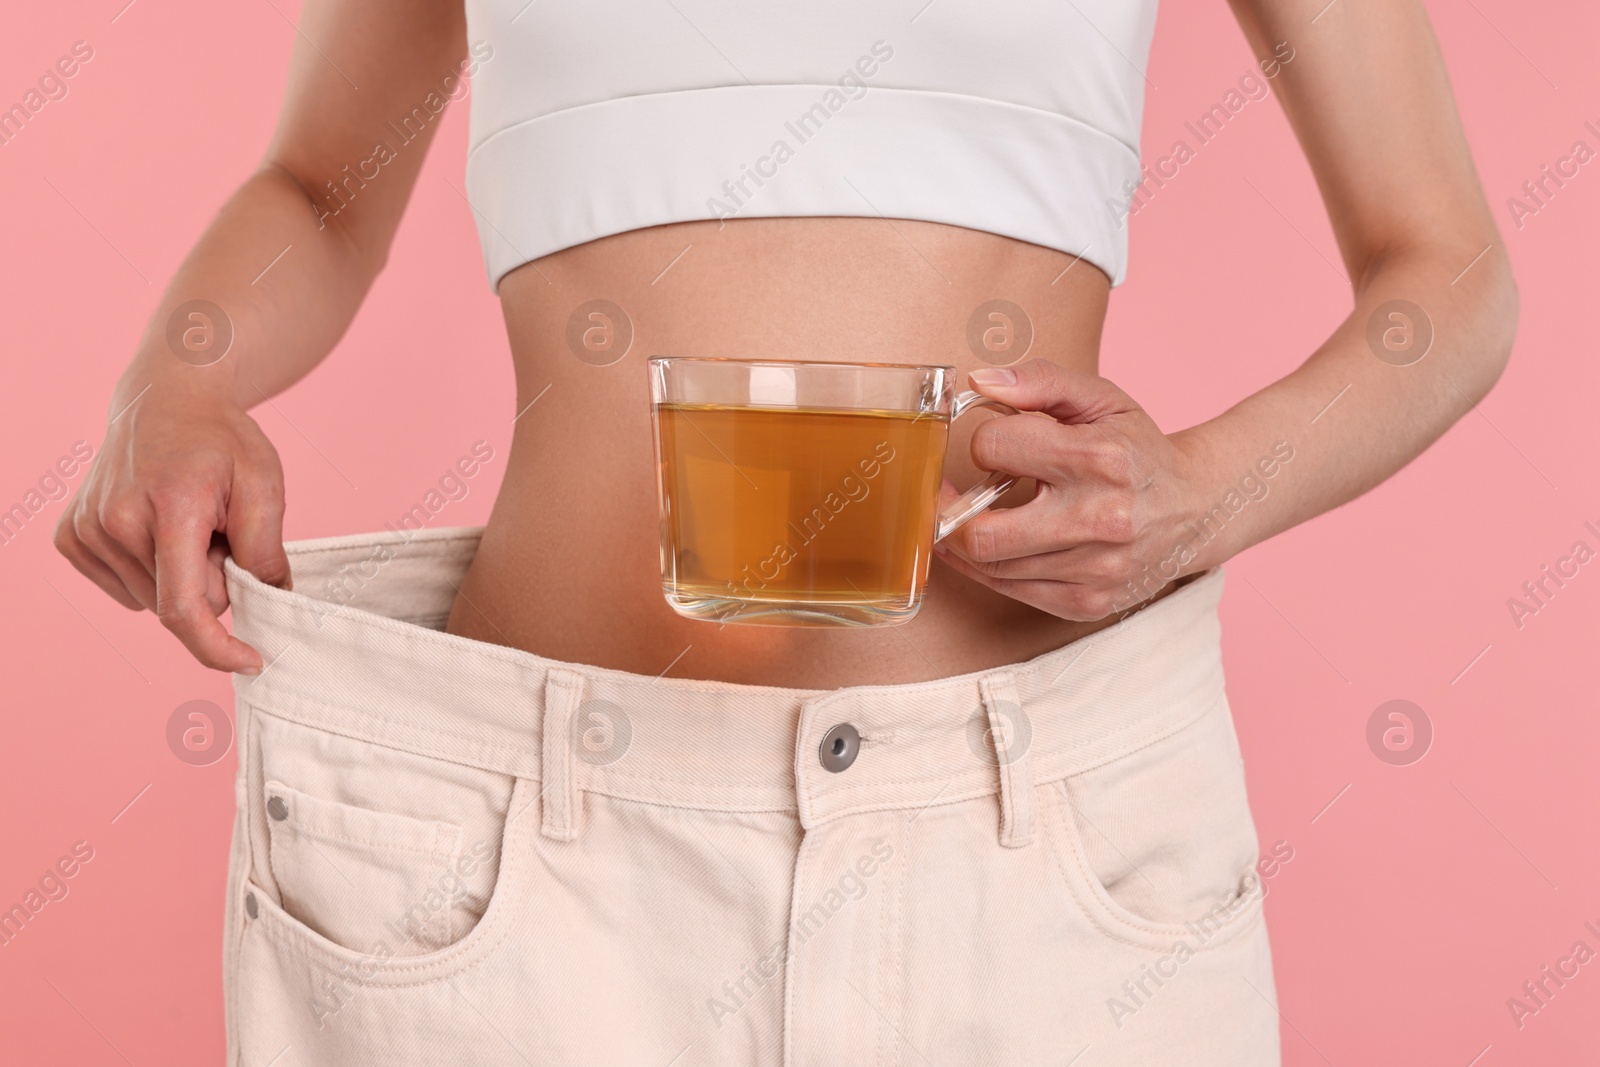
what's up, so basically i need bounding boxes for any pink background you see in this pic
[1,1,1596,1063]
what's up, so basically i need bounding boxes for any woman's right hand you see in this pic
[46,0,474,674]
[54,384,290,674]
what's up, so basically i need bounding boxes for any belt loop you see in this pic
[541,668,586,842]
[980,671,1035,848]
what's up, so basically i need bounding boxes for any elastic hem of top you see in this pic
[463,83,1137,290]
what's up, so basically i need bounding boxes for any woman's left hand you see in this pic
[934,359,1207,621]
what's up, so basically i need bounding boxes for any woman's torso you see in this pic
[445,216,1132,687]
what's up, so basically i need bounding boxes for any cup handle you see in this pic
[933,390,1020,543]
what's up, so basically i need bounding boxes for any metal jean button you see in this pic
[819,723,861,773]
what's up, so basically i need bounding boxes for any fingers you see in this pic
[939,540,1119,582]
[53,515,143,611]
[968,359,1136,424]
[53,404,285,673]
[933,546,1124,622]
[970,415,1140,488]
[941,359,1183,625]
[940,485,1134,563]
[72,505,158,610]
[153,505,264,674]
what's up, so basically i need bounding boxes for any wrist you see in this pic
[1159,426,1229,579]
[1165,423,1296,576]
[112,345,245,421]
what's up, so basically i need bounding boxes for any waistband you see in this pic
[226,527,1227,834]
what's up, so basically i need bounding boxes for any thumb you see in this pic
[967,359,1135,425]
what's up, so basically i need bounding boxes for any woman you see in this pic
[55,0,1516,1063]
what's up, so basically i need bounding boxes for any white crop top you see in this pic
[463,1,1158,290]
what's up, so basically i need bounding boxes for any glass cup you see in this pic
[648,357,1018,626]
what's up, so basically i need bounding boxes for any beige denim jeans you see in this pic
[223,527,1279,1066]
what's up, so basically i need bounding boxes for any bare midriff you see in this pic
[445,216,1142,688]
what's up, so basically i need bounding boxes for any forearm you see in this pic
[1168,239,1518,574]
[111,163,380,415]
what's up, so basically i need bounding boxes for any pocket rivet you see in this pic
[267,796,288,821]
[244,892,258,919]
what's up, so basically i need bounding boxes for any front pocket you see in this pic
[245,707,518,960]
[265,780,466,955]
[1039,695,1265,950]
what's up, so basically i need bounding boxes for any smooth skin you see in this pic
[57,0,1517,686]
